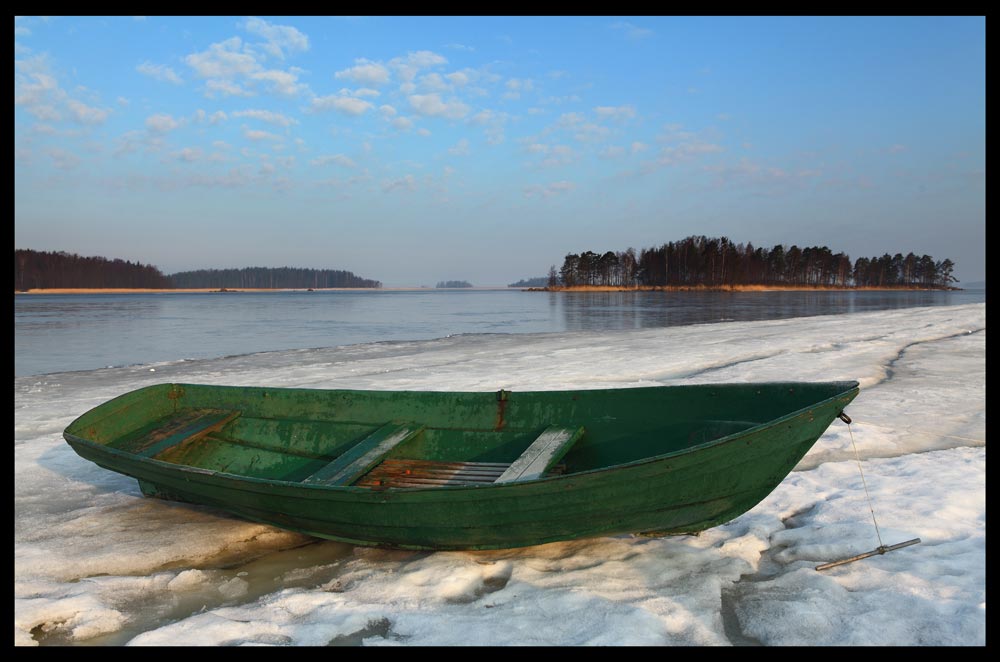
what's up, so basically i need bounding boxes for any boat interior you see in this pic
[66,382,854,488]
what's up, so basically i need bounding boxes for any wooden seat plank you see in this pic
[494,426,584,483]
[301,423,424,486]
[111,409,240,458]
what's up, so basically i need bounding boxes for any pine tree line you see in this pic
[14,249,382,290]
[169,267,380,289]
[553,236,956,289]
[15,249,172,290]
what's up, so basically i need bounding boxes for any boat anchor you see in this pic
[815,538,921,571]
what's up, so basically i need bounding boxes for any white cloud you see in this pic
[445,70,472,86]
[243,17,309,60]
[392,116,414,131]
[243,128,281,141]
[574,123,611,143]
[145,113,180,134]
[335,59,391,86]
[205,78,253,97]
[186,37,257,79]
[379,104,397,117]
[448,138,470,156]
[631,141,648,154]
[28,105,62,121]
[251,69,306,96]
[390,50,447,84]
[117,96,130,107]
[173,147,203,162]
[352,88,380,98]
[503,77,534,100]
[705,158,821,190]
[408,93,469,119]
[15,54,63,114]
[658,141,723,164]
[417,128,431,137]
[66,99,110,125]
[445,43,474,52]
[556,112,585,127]
[194,109,228,124]
[521,140,574,166]
[382,174,417,192]
[232,109,297,126]
[46,147,80,169]
[310,154,356,168]
[599,145,626,159]
[469,110,496,126]
[185,36,306,98]
[136,62,183,84]
[310,95,374,116]
[523,180,575,198]
[419,72,450,92]
[468,109,508,145]
[594,105,636,121]
[610,21,653,40]
[542,94,582,105]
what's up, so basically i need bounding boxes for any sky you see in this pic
[14,303,985,645]
[14,16,986,286]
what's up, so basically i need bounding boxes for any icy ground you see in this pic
[14,304,985,645]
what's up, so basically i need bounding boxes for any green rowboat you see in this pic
[63,381,859,550]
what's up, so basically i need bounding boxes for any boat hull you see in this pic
[64,382,858,550]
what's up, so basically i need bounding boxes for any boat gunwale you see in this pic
[63,380,860,493]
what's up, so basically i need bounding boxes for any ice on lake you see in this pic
[14,303,985,646]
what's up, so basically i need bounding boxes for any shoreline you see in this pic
[13,284,964,295]
[530,284,962,292]
[14,287,485,294]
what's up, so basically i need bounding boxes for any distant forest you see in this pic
[15,249,172,290]
[15,249,381,290]
[553,236,957,289]
[436,280,472,288]
[170,267,380,289]
[508,276,548,288]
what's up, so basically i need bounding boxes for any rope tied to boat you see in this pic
[815,412,921,571]
[840,411,884,550]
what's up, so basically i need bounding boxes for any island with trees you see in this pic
[508,276,549,288]
[436,280,473,288]
[544,236,957,291]
[170,267,380,289]
[14,249,381,291]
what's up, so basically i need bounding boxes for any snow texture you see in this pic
[14,304,985,646]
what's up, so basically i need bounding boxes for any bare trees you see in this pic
[552,237,957,289]
[14,249,172,290]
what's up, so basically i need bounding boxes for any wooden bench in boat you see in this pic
[355,425,585,489]
[110,408,241,458]
[301,423,425,486]
[494,425,585,483]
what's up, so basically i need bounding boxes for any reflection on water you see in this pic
[15,288,984,377]
[557,289,983,331]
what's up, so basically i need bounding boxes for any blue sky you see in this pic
[14,16,985,286]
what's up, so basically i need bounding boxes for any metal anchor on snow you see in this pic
[815,411,921,571]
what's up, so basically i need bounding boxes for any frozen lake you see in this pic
[14,287,984,377]
[14,301,986,646]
